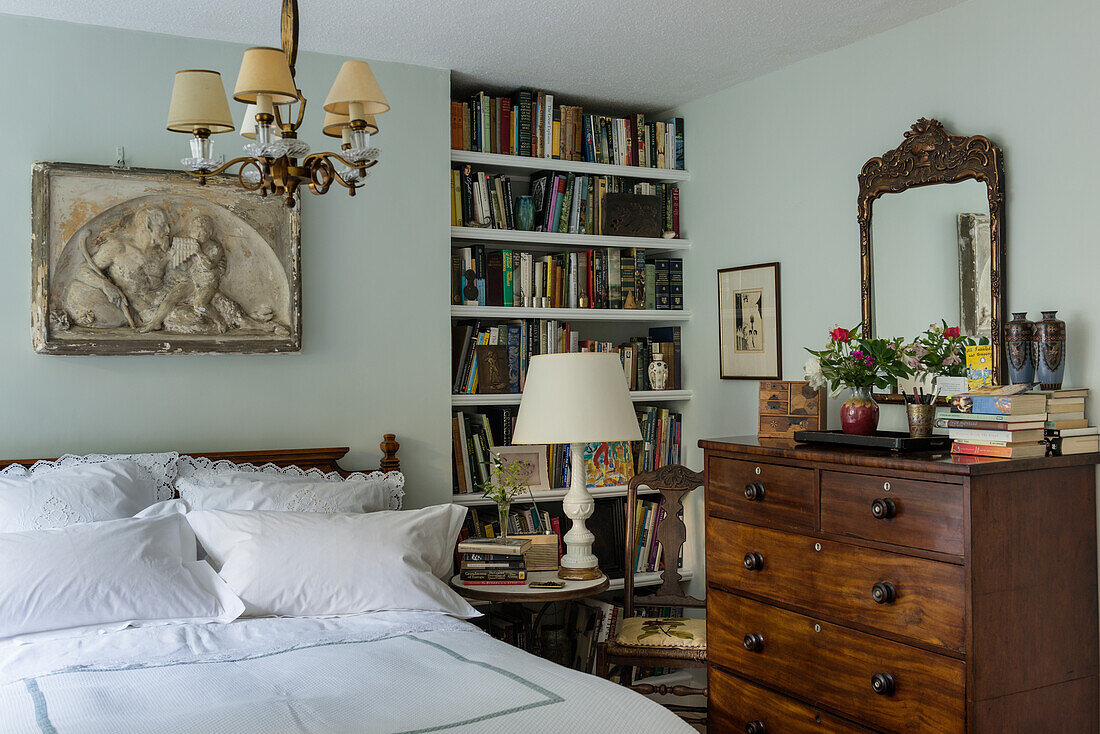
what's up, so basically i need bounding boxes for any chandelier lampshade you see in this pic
[323,60,389,120]
[240,104,285,140]
[322,111,378,137]
[166,70,234,134]
[233,47,299,104]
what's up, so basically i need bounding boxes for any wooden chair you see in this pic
[595,464,707,720]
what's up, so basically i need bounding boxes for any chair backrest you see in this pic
[623,464,705,619]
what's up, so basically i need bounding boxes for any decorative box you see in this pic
[758,380,827,438]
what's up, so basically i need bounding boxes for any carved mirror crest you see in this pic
[858,118,1006,399]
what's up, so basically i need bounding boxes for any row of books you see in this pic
[449,90,685,170]
[637,407,683,474]
[456,536,534,585]
[451,320,681,396]
[941,387,1096,458]
[631,498,666,574]
[529,172,679,237]
[452,245,684,310]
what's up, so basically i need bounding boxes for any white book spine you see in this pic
[543,94,554,159]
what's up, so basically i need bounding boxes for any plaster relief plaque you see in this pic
[32,162,301,355]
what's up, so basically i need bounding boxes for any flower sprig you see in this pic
[804,322,911,393]
[480,453,532,506]
[903,320,985,378]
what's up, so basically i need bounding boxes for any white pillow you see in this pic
[175,455,404,510]
[176,474,396,514]
[186,504,478,619]
[5,452,181,502]
[0,513,244,639]
[0,459,154,532]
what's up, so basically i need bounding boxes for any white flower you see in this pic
[803,356,827,390]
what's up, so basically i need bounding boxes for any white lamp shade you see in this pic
[233,46,298,104]
[322,110,378,138]
[166,70,234,134]
[512,353,642,444]
[239,104,283,140]
[323,60,390,116]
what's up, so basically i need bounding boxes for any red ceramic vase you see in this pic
[841,387,879,435]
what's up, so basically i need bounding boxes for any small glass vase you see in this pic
[497,500,510,538]
[840,386,880,436]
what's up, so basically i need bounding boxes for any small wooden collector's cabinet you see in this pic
[758,381,826,438]
[700,436,1099,733]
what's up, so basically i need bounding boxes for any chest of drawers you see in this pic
[700,436,1099,733]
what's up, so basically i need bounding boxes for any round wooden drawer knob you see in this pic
[744,482,765,501]
[871,672,896,696]
[743,551,764,571]
[743,632,765,652]
[871,497,897,519]
[872,581,897,604]
[746,721,766,734]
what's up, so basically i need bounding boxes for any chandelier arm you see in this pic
[183,156,261,179]
[292,91,308,131]
[302,151,377,171]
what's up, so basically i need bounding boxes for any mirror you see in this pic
[858,119,1005,401]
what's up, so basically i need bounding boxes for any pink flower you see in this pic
[944,326,961,338]
[942,352,962,366]
[903,355,920,370]
[830,327,850,343]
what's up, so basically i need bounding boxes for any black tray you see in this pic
[792,430,951,452]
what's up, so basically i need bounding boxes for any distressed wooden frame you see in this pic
[858,118,1006,398]
[32,162,302,355]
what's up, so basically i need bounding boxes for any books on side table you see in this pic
[457,537,531,585]
[940,387,1097,458]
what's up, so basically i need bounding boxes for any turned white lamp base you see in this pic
[558,442,602,581]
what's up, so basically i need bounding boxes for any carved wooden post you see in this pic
[379,434,400,472]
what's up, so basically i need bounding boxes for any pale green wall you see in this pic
[672,0,1100,453]
[0,14,452,508]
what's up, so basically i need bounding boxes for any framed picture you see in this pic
[718,262,782,380]
[31,162,301,355]
[488,444,552,494]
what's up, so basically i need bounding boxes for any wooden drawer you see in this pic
[708,456,816,531]
[760,381,791,415]
[820,471,965,556]
[707,518,965,652]
[710,590,965,733]
[711,667,875,733]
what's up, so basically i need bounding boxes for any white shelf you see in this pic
[452,389,692,407]
[451,305,690,322]
[452,149,691,182]
[451,484,659,507]
[607,570,694,592]
[451,227,691,254]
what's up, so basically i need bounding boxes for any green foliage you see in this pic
[903,320,980,377]
[479,453,532,506]
[804,322,911,392]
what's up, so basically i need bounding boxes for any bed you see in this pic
[0,440,693,733]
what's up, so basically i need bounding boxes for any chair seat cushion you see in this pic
[613,616,706,650]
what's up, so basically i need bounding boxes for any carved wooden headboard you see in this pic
[0,434,401,475]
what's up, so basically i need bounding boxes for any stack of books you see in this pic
[1041,388,1099,455]
[943,390,1048,458]
[450,90,685,170]
[456,537,531,585]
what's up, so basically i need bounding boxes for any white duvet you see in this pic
[0,612,693,733]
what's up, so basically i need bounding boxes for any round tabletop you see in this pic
[450,570,610,602]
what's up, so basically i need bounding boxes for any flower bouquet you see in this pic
[804,324,911,435]
[902,321,985,396]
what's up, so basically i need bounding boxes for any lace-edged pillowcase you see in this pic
[174,456,404,513]
[0,452,180,504]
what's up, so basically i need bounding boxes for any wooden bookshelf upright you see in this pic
[448,91,692,593]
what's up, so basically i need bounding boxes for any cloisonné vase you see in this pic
[1004,312,1035,384]
[1033,310,1066,390]
[840,386,879,436]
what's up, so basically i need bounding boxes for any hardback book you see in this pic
[1050,435,1100,455]
[951,442,1047,459]
[460,560,527,570]
[457,537,532,556]
[950,392,1047,415]
[947,428,1045,443]
[460,569,528,581]
[1045,426,1100,438]
[473,345,510,394]
[935,415,1045,430]
[461,579,525,586]
[462,551,526,562]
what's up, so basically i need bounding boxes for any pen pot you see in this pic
[906,404,936,438]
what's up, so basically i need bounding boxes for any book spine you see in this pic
[502,250,514,307]
[460,165,475,226]
[654,258,670,310]
[674,117,685,170]
[502,176,515,230]
[543,94,554,159]
[507,324,521,393]
[951,442,1016,458]
[671,186,680,237]
[461,579,526,585]
[460,570,528,580]
[670,258,683,311]
[450,101,463,150]
[936,418,1015,430]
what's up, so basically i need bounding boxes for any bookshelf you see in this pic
[449,85,695,618]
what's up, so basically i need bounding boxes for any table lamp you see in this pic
[511,353,643,580]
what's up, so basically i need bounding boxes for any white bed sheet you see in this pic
[0,612,693,733]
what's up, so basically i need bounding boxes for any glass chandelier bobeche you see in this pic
[166,0,386,206]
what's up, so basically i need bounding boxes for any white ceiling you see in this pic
[0,0,967,112]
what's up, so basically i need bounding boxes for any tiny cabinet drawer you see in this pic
[709,590,965,733]
[711,667,875,733]
[760,383,791,415]
[707,456,816,531]
[707,518,965,652]
[820,471,964,556]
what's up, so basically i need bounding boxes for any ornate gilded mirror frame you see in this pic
[858,118,1006,398]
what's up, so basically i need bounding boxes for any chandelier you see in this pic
[165,0,387,206]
